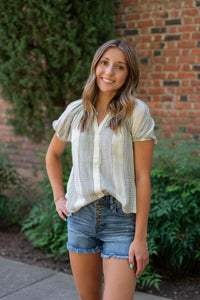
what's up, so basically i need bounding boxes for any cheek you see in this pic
[96,65,102,77]
[118,73,128,86]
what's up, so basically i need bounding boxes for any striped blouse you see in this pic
[53,98,157,214]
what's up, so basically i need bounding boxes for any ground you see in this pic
[0,225,199,300]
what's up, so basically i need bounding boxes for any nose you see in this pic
[105,65,114,75]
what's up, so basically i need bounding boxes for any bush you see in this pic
[0,0,114,142]
[149,138,200,275]
[0,145,36,226]
[21,144,72,258]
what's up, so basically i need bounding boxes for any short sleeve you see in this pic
[129,99,157,143]
[52,99,82,142]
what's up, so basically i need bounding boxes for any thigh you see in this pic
[69,251,103,300]
[103,257,136,300]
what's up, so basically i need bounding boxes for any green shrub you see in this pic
[0,0,114,142]
[149,138,200,275]
[22,143,72,258]
[0,145,36,226]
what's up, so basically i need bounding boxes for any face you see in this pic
[95,47,128,98]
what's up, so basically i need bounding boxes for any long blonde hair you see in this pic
[79,39,140,132]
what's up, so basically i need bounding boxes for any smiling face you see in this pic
[95,47,129,99]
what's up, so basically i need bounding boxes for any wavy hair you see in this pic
[78,39,140,132]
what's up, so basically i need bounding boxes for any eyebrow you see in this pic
[102,56,127,65]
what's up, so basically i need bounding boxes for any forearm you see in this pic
[134,175,151,241]
[46,153,65,202]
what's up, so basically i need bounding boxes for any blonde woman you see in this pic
[46,39,157,300]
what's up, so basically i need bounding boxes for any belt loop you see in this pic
[110,195,113,210]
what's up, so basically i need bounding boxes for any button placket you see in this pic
[95,198,104,229]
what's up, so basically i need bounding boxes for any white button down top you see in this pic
[53,98,157,214]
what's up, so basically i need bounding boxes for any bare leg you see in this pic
[103,257,136,300]
[69,251,103,300]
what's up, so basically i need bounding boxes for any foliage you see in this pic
[0,144,36,225]
[21,143,72,258]
[0,0,114,141]
[149,138,200,275]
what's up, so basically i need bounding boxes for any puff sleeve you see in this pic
[52,99,82,142]
[129,99,157,143]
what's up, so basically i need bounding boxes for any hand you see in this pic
[129,239,149,277]
[55,197,70,220]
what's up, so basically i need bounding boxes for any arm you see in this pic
[129,140,154,276]
[46,133,70,220]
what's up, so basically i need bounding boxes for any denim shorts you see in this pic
[67,195,136,259]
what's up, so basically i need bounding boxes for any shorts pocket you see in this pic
[112,200,133,217]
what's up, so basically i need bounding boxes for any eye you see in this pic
[100,60,108,65]
[117,65,125,70]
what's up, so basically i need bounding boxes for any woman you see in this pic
[46,39,157,300]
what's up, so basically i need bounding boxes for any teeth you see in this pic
[103,78,113,83]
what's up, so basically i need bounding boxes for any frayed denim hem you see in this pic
[67,243,103,254]
[101,253,129,259]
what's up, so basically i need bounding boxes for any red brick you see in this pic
[151,73,166,79]
[164,65,181,71]
[175,102,192,109]
[164,41,176,49]
[124,14,140,21]
[170,11,181,18]
[191,80,200,86]
[127,21,137,28]
[161,96,173,102]
[178,56,196,63]
[166,2,182,9]
[137,20,154,27]
[151,95,160,102]
[155,20,164,26]
[183,17,193,24]
[194,103,200,109]
[148,102,163,109]
[178,41,196,48]
[178,25,197,32]
[178,72,196,78]
[163,49,180,56]
[149,88,165,94]
[192,32,200,39]
[182,9,199,16]
[186,126,200,134]
[136,35,152,42]
[182,80,190,87]
[177,111,188,118]
[195,16,200,23]
[182,65,191,71]
[177,87,194,94]
[141,27,150,34]
[183,0,195,8]
[168,57,177,63]
[168,27,178,33]
[188,111,200,118]
[167,73,177,79]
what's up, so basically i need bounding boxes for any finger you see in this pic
[128,245,135,267]
[135,256,144,276]
[57,209,67,221]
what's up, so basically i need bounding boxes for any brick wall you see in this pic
[114,0,200,139]
[0,93,45,180]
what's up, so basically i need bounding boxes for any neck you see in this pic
[95,91,115,110]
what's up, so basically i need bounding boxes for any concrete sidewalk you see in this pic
[0,256,171,300]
